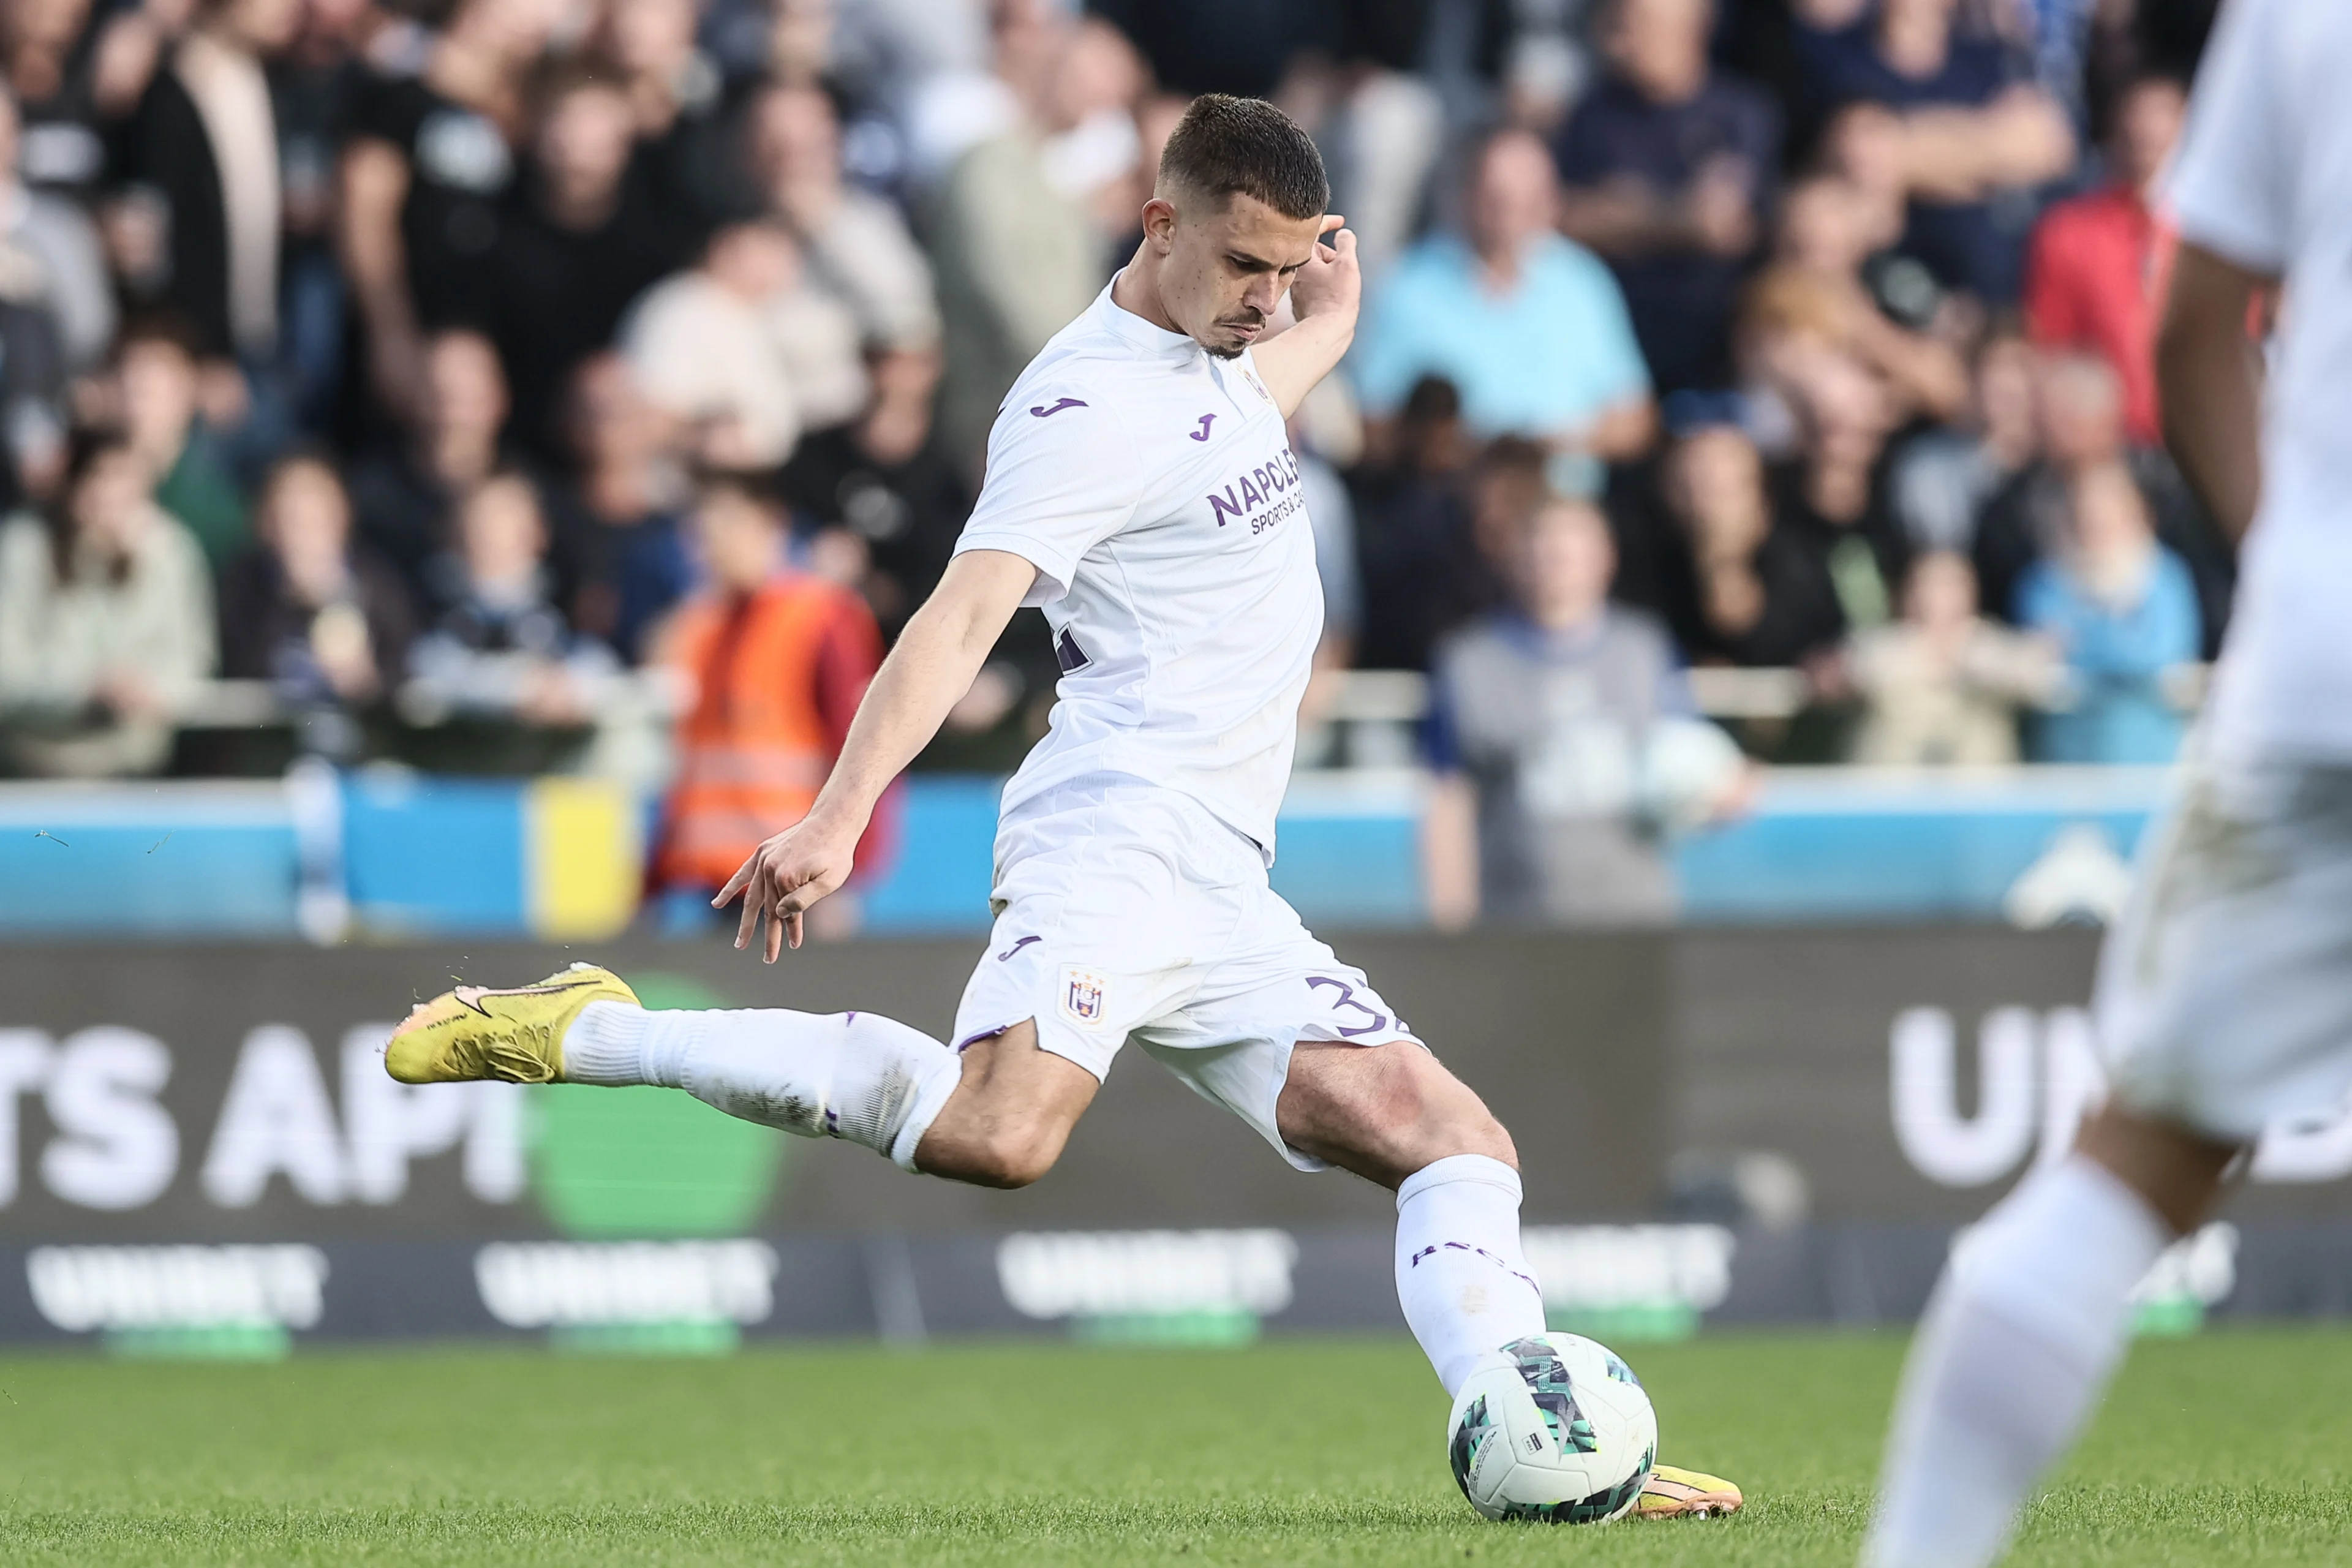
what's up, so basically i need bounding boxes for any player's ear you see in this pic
[1140,195,1179,251]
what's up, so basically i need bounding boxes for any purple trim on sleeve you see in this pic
[955,1020,1027,1052]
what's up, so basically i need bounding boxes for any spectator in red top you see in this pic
[2021,74,2188,448]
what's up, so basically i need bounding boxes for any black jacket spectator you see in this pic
[1795,5,2075,304]
[1349,377,1507,672]
[347,61,519,333]
[542,353,693,666]
[1644,422,1848,668]
[345,329,512,603]
[1555,0,1779,394]
[118,5,301,362]
[780,347,974,641]
[480,72,687,457]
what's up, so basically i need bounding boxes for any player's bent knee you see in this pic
[1387,1047,1518,1168]
[1448,1110,1518,1170]
[914,1021,1097,1188]
[917,1121,1067,1189]
[965,1135,1061,1190]
[1282,1041,1520,1184]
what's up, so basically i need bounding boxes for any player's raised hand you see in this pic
[713,815,859,961]
[1289,216,1360,326]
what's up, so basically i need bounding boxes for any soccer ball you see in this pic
[1446,1333,1657,1524]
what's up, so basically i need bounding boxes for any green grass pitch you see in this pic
[1,1327,2348,1565]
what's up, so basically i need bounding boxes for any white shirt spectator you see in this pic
[620,224,869,469]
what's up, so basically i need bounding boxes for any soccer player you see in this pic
[1864,3,2334,1563]
[385,94,1737,1520]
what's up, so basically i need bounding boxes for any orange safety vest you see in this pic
[654,575,847,890]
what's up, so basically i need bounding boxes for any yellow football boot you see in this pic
[384,962,638,1085]
[1637,1463,1744,1520]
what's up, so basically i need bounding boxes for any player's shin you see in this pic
[1861,1155,2168,1568]
[563,1001,962,1169]
[1393,1154,1549,1395]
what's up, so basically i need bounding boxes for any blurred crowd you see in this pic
[0,0,2232,918]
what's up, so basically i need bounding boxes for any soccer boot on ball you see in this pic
[1637,1463,1744,1520]
[384,962,638,1085]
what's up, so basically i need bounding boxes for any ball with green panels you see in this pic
[1446,1333,1657,1523]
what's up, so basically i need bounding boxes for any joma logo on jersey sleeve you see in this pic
[1207,449,1307,534]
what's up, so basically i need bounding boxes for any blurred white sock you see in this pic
[1393,1154,1549,1396]
[1863,1156,2168,1568]
[562,1001,962,1170]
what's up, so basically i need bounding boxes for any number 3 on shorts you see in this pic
[1306,975,1389,1038]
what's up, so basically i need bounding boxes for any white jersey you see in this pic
[2166,0,2352,763]
[952,279,1323,857]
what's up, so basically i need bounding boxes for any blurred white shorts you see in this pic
[952,774,1419,1170]
[2096,744,2352,1142]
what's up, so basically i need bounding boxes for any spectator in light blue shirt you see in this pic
[1351,128,1656,464]
[2016,462,2199,764]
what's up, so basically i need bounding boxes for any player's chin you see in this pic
[1207,322,1263,358]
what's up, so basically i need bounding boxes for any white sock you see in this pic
[1863,1156,2169,1568]
[1394,1154,1550,1396]
[562,1001,963,1170]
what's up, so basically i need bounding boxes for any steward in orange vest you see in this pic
[651,481,890,897]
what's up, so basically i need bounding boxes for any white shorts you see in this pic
[951,775,1419,1170]
[2096,744,2352,1141]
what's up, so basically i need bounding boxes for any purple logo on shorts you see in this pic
[1029,397,1087,418]
[1064,971,1106,1023]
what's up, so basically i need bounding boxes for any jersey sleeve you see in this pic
[952,385,1144,606]
[2165,0,2293,274]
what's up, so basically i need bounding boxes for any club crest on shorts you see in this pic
[1059,967,1109,1027]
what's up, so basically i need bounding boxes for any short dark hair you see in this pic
[115,308,207,363]
[693,467,786,519]
[1158,94,1328,219]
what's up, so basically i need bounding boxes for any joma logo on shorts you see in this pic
[1206,449,1305,532]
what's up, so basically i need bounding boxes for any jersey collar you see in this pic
[1092,273,1204,363]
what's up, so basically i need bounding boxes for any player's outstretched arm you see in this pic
[715,548,1038,959]
[2157,241,2272,545]
[1254,217,1359,419]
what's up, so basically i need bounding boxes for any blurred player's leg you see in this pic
[1862,1155,2165,1568]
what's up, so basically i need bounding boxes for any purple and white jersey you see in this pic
[953,279,1322,858]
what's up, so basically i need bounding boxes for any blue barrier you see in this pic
[859,777,1006,933]
[1264,776,1425,929]
[342,771,529,935]
[1673,769,2171,921]
[0,767,2181,940]
[0,785,301,936]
